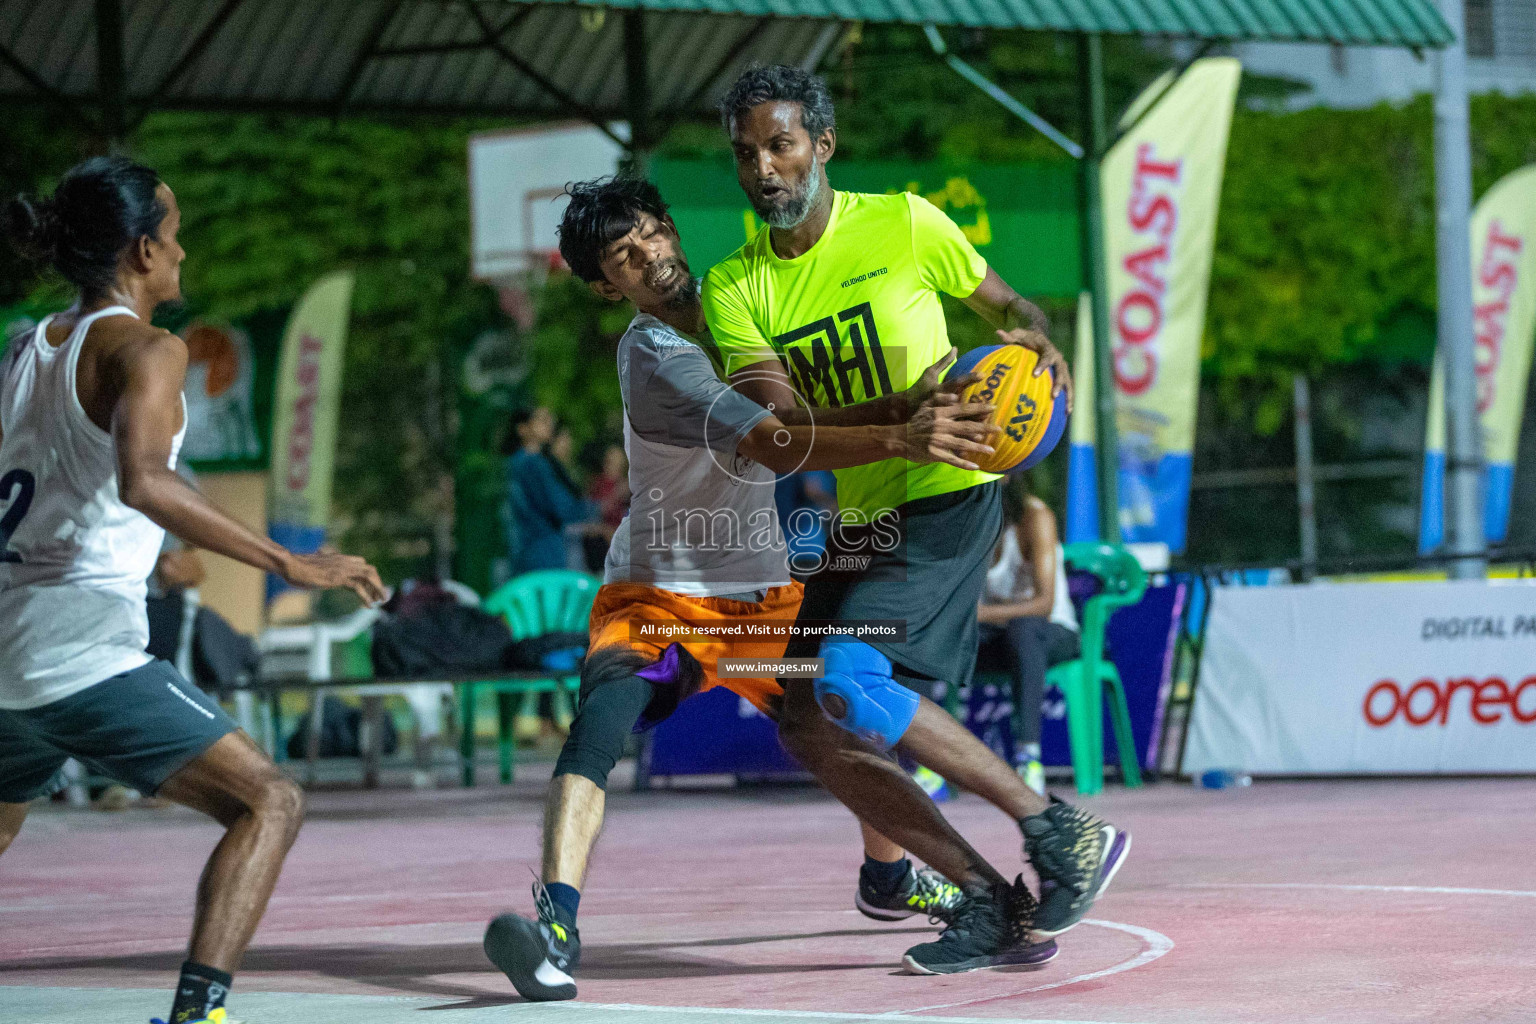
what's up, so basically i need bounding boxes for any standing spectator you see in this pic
[582,444,629,573]
[504,408,591,743]
[976,478,1080,795]
[546,421,595,570]
[504,407,593,576]
[547,423,581,495]
[588,444,630,533]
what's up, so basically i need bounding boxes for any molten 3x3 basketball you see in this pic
[942,345,1068,474]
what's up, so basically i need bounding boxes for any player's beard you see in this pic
[759,158,823,230]
[645,255,697,314]
[664,273,700,313]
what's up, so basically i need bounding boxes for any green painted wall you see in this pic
[654,158,1083,299]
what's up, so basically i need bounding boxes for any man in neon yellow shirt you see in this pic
[704,65,1130,976]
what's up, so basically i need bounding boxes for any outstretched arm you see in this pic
[728,347,985,429]
[730,349,1000,473]
[726,357,909,427]
[961,268,1073,413]
[739,389,998,474]
[964,267,1051,335]
[112,332,386,604]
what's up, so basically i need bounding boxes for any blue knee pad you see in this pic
[812,638,919,749]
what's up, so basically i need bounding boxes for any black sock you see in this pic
[169,960,232,1023]
[862,854,911,893]
[545,881,580,930]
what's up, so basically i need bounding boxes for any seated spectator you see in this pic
[976,479,1080,795]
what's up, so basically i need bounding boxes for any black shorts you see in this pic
[0,659,238,802]
[785,480,1002,692]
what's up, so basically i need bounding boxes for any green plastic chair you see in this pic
[463,570,600,786]
[1046,542,1147,796]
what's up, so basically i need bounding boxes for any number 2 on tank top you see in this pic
[0,468,36,563]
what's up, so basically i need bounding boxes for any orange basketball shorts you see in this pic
[586,580,805,715]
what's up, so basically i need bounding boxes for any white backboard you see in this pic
[468,121,628,281]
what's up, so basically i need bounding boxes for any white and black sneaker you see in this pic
[484,883,580,1001]
[856,864,965,924]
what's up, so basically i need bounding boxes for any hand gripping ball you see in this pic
[942,345,1068,474]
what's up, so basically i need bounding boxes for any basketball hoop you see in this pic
[468,121,625,294]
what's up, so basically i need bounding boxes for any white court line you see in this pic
[1177,882,1536,899]
[553,1001,1155,1024]
[1,917,1174,1023]
[894,919,1175,1016]
[0,986,1157,1024]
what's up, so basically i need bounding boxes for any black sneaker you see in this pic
[1022,795,1131,941]
[856,864,965,924]
[483,883,581,1001]
[901,876,1059,975]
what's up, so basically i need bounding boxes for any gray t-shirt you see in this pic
[604,313,790,596]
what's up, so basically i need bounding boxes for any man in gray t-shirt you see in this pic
[483,177,1002,1003]
[603,313,786,596]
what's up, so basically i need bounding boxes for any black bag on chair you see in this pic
[504,631,589,673]
[192,607,259,689]
[285,700,399,759]
[370,603,515,678]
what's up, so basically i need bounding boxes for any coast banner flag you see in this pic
[1065,58,1241,550]
[1420,164,1536,553]
[1065,291,1099,543]
[267,271,354,599]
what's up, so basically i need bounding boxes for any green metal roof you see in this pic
[0,0,1453,135]
[554,0,1455,48]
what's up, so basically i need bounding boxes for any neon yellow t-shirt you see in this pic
[702,189,999,518]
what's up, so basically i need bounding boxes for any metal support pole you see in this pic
[1432,0,1487,579]
[1293,374,1319,580]
[1078,33,1119,542]
[94,0,128,153]
[923,25,1082,159]
[623,10,653,177]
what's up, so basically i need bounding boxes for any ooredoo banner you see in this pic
[1183,580,1536,775]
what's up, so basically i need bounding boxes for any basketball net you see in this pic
[494,249,564,335]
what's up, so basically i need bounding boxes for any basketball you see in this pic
[943,345,1068,474]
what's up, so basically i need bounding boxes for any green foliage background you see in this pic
[5,27,1536,574]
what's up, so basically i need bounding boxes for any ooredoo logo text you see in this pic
[1363,675,1536,727]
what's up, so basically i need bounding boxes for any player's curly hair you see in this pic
[556,175,670,284]
[718,64,836,141]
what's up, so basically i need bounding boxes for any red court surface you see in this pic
[3,773,1535,1024]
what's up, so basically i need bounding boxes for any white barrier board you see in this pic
[1184,579,1536,774]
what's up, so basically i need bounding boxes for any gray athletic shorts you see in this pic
[785,480,1003,693]
[0,659,238,802]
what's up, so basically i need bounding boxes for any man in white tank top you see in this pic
[0,157,384,1024]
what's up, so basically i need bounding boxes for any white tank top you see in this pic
[983,528,1078,632]
[0,306,186,709]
